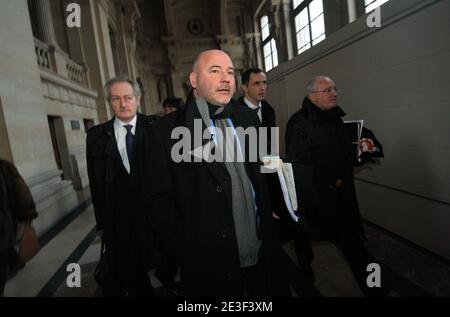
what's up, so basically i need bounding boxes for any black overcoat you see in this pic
[285,98,364,238]
[86,113,157,291]
[146,97,289,297]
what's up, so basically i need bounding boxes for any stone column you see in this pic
[282,0,294,61]
[34,0,58,46]
[244,33,257,68]
[254,33,263,70]
[347,0,358,23]
[220,0,230,35]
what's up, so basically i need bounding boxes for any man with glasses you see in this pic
[285,76,389,296]
[86,76,157,296]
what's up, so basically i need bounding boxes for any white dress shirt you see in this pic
[114,115,137,174]
[243,97,262,122]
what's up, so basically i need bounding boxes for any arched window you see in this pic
[293,0,325,55]
[260,15,278,72]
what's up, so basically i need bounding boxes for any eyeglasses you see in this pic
[311,87,340,94]
[110,95,136,105]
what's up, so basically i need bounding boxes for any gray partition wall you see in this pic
[265,0,450,260]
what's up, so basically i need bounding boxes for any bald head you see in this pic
[189,50,236,106]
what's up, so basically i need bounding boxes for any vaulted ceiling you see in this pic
[136,0,264,42]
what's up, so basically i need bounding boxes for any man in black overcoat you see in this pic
[238,68,317,289]
[86,76,157,296]
[285,75,389,296]
[146,50,290,297]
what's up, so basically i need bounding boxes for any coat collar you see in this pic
[300,97,346,125]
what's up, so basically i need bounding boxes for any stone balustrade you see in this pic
[66,58,86,85]
[34,38,54,71]
[34,37,88,87]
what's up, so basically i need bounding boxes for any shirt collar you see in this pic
[114,115,137,134]
[243,97,261,110]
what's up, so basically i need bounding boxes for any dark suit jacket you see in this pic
[236,97,288,221]
[86,113,157,291]
[146,97,289,297]
[237,96,276,128]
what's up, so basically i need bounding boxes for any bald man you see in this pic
[146,50,289,297]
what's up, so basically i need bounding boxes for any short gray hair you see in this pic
[305,75,332,94]
[104,75,141,101]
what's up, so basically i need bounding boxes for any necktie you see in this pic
[254,106,261,122]
[124,124,134,163]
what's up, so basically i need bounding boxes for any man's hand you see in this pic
[359,138,375,153]
[335,179,344,188]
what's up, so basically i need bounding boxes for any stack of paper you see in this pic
[262,156,299,222]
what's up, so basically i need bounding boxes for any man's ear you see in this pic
[241,84,248,96]
[136,95,141,105]
[189,72,197,89]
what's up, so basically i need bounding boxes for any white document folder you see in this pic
[262,156,299,222]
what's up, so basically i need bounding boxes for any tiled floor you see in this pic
[5,203,450,297]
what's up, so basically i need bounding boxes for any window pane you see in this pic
[309,0,323,20]
[312,33,325,46]
[365,0,389,13]
[263,42,271,58]
[298,43,311,54]
[272,50,278,68]
[300,26,310,47]
[296,32,302,51]
[293,0,305,10]
[270,39,277,52]
[260,16,268,28]
[311,14,325,41]
[298,8,309,31]
[265,56,273,71]
[262,25,269,41]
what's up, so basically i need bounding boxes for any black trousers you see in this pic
[292,225,314,269]
[292,225,389,297]
[241,262,269,297]
[0,250,7,296]
[333,229,389,297]
[99,247,155,297]
[155,249,179,285]
[126,269,155,297]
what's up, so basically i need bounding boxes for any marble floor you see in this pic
[4,202,450,298]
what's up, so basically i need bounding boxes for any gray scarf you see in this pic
[196,98,261,267]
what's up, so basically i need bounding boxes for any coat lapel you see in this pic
[130,114,143,173]
[183,98,228,181]
[103,118,128,180]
